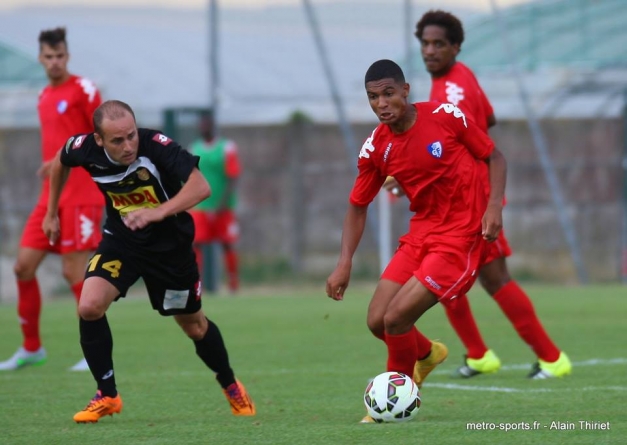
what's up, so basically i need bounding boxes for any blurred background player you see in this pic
[188,112,241,293]
[409,10,571,379]
[0,27,104,372]
[327,59,507,423]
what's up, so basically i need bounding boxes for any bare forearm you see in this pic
[337,204,368,265]
[158,168,211,218]
[487,148,507,206]
[46,151,70,216]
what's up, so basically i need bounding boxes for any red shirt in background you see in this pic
[429,61,494,132]
[37,74,104,207]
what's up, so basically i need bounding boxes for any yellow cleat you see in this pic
[73,391,123,423]
[223,380,256,416]
[413,341,448,388]
[456,349,501,378]
[529,352,572,379]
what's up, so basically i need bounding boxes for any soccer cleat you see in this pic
[73,391,123,423]
[528,351,572,379]
[360,414,376,423]
[223,380,256,416]
[69,358,90,372]
[0,347,47,371]
[412,341,448,388]
[456,349,501,378]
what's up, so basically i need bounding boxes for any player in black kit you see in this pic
[43,100,256,423]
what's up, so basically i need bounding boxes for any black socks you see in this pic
[79,316,117,397]
[194,318,236,389]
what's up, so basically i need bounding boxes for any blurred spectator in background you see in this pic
[0,27,104,372]
[188,112,242,293]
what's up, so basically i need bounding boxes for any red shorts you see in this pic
[381,233,486,306]
[20,204,103,254]
[482,229,513,265]
[190,210,239,244]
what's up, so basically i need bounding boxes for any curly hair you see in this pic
[38,27,67,49]
[415,10,464,47]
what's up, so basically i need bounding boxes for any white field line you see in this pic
[423,383,627,393]
[431,357,627,376]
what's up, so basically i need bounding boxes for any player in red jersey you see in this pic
[0,28,104,372]
[326,59,507,423]
[411,10,571,379]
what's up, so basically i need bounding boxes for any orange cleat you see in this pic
[73,391,123,423]
[223,380,256,416]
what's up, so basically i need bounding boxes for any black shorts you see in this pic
[85,235,202,316]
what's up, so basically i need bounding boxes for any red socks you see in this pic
[71,281,83,303]
[385,327,432,376]
[493,281,560,362]
[444,295,489,359]
[17,279,42,352]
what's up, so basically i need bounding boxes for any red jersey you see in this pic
[429,62,493,132]
[350,102,494,238]
[430,61,503,203]
[37,74,104,207]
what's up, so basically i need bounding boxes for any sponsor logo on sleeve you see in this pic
[152,133,172,145]
[78,78,98,102]
[73,135,85,149]
[432,103,467,128]
[359,128,377,159]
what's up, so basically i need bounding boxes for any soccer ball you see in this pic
[363,372,421,423]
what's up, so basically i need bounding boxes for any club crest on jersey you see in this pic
[136,168,150,181]
[57,100,68,114]
[428,141,443,158]
[152,133,171,145]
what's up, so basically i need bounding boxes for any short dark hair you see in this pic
[38,27,68,50]
[415,10,465,47]
[364,59,405,86]
[93,100,136,136]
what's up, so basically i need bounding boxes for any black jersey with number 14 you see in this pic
[60,128,200,252]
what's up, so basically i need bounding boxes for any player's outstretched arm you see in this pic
[482,147,507,241]
[123,168,210,231]
[325,203,368,301]
[43,149,71,245]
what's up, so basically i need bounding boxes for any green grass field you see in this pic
[0,283,625,445]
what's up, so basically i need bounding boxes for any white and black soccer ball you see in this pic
[363,372,421,423]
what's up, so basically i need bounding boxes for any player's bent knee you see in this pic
[383,311,410,335]
[174,313,207,340]
[13,261,36,281]
[77,301,106,321]
[479,275,511,296]
[366,316,385,338]
[179,323,205,341]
